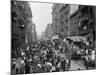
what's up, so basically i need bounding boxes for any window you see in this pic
[64,10,69,15]
[61,21,64,25]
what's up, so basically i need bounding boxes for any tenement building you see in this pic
[52,4,96,49]
[11,0,34,58]
[78,5,96,49]
[52,4,78,38]
[52,4,70,39]
[45,23,53,39]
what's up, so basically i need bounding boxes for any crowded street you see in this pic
[11,38,96,74]
[11,0,96,75]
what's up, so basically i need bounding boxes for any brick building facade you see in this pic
[45,23,53,39]
[52,4,79,38]
[11,0,34,50]
[52,4,96,48]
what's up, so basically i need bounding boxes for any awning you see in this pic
[51,35,59,40]
[64,36,89,46]
[66,36,86,42]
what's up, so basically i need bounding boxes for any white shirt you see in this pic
[91,51,95,60]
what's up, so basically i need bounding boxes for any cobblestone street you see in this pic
[54,50,86,71]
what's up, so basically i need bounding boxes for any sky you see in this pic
[29,2,53,36]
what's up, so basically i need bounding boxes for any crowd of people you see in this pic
[11,39,96,75]
[11,40,70,75]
